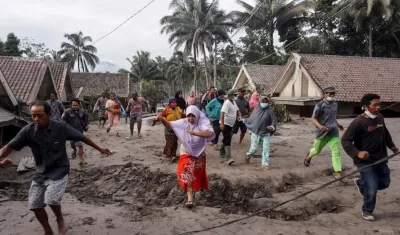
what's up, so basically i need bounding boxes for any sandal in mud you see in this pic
[171,157,178,163]
[245,155,251,164]
[185,201,194,209]
[228,159,234,166]
[79,161,88,166]
[106,127,111,133]
[71,152,77,159]
[261,165,270,170]
[334,173,346,183]
[304,154,311,167]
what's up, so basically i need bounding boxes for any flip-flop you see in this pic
[106,127,111,133]
[245,155,251,164]
[185,201,194,209]
[79,161,88,166]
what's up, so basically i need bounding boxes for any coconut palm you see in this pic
[337,0,395,57]
[160,0,235,91]
[59,31,99,72]
[234,0,312,53]
[127,51,162,93]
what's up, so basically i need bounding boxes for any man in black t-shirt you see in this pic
[0,101,111,235]
[341,93,399,221]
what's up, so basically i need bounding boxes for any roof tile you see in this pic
[299,54,400,102]
[244,64,285,93]
[0,56,47,102]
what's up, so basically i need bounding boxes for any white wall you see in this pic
[279,66,321,98]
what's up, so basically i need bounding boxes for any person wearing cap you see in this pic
[126,92,149,139]
[220,89,242,165]
[304,87,345,181]
[205,89,226,149]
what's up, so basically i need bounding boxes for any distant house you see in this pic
[70,72,139,107]
[49,61,74,102]
[233,53,400,117]
[0,56,58,115]
[233,64,285,94]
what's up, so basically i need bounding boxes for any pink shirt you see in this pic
[128,97,146,114]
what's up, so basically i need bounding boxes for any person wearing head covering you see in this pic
[153,97,184,162]
[157,105,214,209]
[105,93,122,136]
[249,91,260,111]
[93,92,108,128]
[220,89,242,165]
[233,88,250,145]
[304,87,345,182]
[205,89,226,149]
[175,91,187,112]
[244,96,277,169]
[341,93,399,221]
[186,91,198,106]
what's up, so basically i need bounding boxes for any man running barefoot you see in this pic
[341,93,399,221]
[126,92,149,139]
[0,101,111,235]
[0,158,11,167]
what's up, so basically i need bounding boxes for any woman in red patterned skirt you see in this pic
[158,105,214,209]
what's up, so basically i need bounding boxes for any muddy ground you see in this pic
[1,117,400,235]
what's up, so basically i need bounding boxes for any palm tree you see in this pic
[160,0,235,91]
[127,51,161,93]
[59,31,99,72]
[234,0,312,53]
[167,51,194,94]
[337,0,395,57]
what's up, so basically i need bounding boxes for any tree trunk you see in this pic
[368,23,373,57]
[193,48,197,94]
[202,45,209,89]
[269,29,274,53]
[213,41,217,88]
[78,55,81,72]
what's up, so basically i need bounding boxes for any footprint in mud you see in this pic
[82,217,96,225]
[104,218,115,228]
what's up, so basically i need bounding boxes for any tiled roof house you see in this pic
[71,72,139,99]
[0,56,58,105]
[233,64,285,94]
[49,61,74,101]
[233,53,400,117]
[0,67,28,145]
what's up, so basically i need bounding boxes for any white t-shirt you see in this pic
[220,100,239,127]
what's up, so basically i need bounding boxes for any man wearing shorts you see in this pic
[0,100,110,235]
[233,88,250,145]
[62,98,88,165]
[126,92,149,139]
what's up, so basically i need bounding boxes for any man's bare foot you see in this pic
[138,133,142,138]
[57,218,68,235]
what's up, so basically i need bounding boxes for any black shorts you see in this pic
[232,121,247,134]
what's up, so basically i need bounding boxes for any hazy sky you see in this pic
[0,0,252,71]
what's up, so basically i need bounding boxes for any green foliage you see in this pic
[1,33,22,56]
[141,80,168,104]
[59,31,99,72]
[20,37,52,58]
